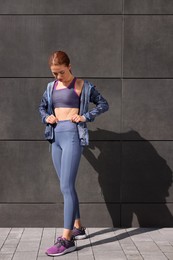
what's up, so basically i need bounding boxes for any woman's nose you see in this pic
[57,74,61,79]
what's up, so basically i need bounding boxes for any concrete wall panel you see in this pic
[78,141,121,203]
[0,15,121,77]
[122,204,173,227]
[0,0,122,14]
[0,203,120,227]
[121,141,173,203]
[0,78,48,140]
[124,0,173,14]
[85,79,122,140]
[124,16,173,78]
[0,141,61,202]
[122,79,173,140]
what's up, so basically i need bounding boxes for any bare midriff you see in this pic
[54,107,79,121]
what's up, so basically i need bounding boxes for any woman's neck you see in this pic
[61,75,75,86]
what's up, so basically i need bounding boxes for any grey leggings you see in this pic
[51,120,83,230]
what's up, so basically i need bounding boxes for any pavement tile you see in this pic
[124,250,140,255]
[158,230,173,242]
[159,228,173,232]
[118,236,134,245]
[12,251,38,260]
[77,245,93,255]
[93,251,127,260]
[38,228,56,256]
[0,253,13,260]
[0,229,11,239]
[37,256,53,260]
[20,228,42,241]
[0,229,24,257]
[158,245,173,253]
[149,235,167,242]
[126,254,143,260]
[16,241,40,252]
[141,254,167,260]
[55,228,64,238]
[114,229,127,236]
[0,240,6,248]
[0,246,17,254]
[76,238,90,246]
[88,227,115,239]
[155,241,171,246]
[1,229,24,252]
[134,241,161,253]
[121,243,138,251]
[6,229,23,240]
[164,252,173,260]
[76,255,94,260]
[77,238,94,257]
[0,229,15,251]
[3,239,19,246]
[131,234,153,242]
[50,250,78,259]
[92,244,121,253]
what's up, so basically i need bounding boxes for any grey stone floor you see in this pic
[0,227,173,260]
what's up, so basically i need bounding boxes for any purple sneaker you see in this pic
[72,227,87,240]
[45,237,76,256]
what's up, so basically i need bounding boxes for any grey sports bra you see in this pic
[52,77,80,109]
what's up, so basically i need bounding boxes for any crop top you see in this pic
[52,77,80,109]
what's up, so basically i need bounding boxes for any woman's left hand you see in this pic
[71,114,86,123]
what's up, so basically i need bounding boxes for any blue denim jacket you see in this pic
[39,79,109,146]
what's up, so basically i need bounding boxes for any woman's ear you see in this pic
[69,64,72,73]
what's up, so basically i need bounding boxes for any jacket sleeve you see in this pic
[83,86,109,122]
[38,90,50,124]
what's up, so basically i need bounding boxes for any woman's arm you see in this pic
[39,90,50,124]
[83,86,109,122]
[39,90,57,124]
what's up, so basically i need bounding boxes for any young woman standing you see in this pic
[39,51,109,256]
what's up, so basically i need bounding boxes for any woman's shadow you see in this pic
[83,128,173,228]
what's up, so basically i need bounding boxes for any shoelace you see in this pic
[55,237,66,247]
[55,236,74,247]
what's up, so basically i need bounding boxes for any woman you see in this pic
[39,51,109,256]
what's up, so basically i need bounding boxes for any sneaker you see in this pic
[45,236,76,256]
[72,227,87,240]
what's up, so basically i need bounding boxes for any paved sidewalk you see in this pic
[0,228,173,260]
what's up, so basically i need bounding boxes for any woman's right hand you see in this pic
[46,114,58,124]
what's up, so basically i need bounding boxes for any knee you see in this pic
[60,182,74,195]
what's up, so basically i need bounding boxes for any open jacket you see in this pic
[39,79,109,146]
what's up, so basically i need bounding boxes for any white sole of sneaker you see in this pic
[75,234,87,240]
[46,245,76,256]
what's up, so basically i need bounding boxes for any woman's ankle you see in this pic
[74,225,82,230]
[74,219,82,230]
[62,236,72,241]
[62,229,72,241]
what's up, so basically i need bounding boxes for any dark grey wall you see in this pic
[0,0,173,227]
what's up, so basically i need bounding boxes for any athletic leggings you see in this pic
[51,120,83,230]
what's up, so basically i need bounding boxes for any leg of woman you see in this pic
[52,141,62,180]
[58,129,82,240]
[74,219,82,229]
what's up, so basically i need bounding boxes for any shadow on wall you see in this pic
[83,129,173,227]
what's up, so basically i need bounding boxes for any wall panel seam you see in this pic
[0,14,122,16]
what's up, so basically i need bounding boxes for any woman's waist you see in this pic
[54,120,78,132]
[54,107,79,121]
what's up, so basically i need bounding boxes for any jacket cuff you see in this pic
[81,115,87,122]
[43,115,49,124]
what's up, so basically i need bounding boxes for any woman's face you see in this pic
[50,64,71,82]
